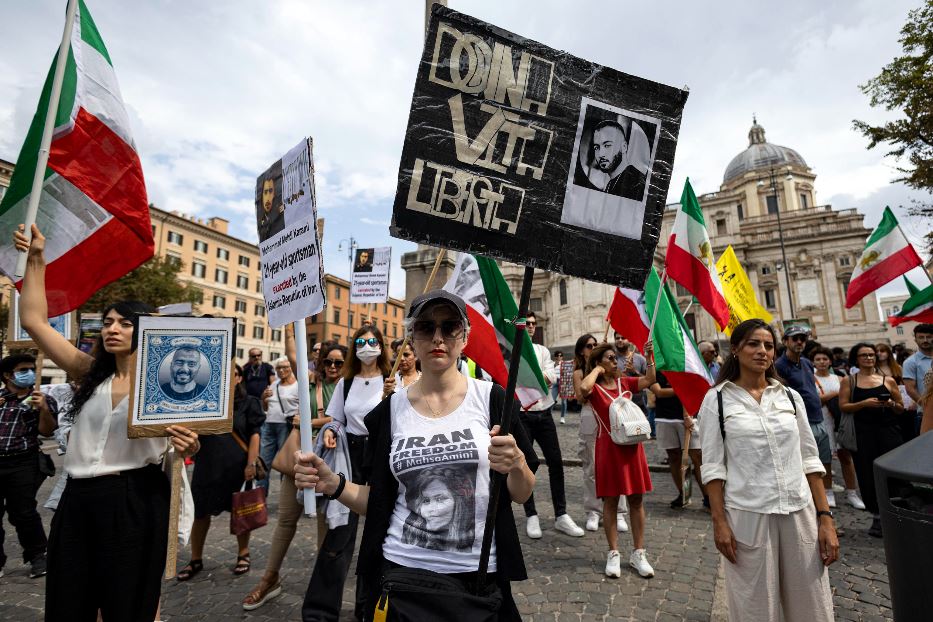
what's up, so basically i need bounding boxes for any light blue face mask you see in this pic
[12,369,36,388]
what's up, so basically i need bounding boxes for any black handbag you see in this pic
[373,566,502,622]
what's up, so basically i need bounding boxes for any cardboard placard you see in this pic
[350,247,391,303]
[390,6,689,288]
[7,290,75,351]
[127,316,235,439]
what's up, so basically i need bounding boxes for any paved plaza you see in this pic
[0,413,895,621]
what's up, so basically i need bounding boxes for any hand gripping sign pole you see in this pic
[294,318,316,515]
[477,264,534,589]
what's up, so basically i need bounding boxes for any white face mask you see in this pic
[356,345,381,363]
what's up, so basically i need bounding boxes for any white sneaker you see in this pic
[629,549,655,578]
[555,514,585,537]
[585,511,600,532]
[832,482,845,493]
[605,550,622,578]
[846,489,867,510]
[526,515,542,539]
[617,514,629,533]
[826,490,837,509]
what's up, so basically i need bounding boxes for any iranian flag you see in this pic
[444,253,547,408]
[888,281,933,327]
[607,267,713,415]
[845,207,923,308]
[666,179,730,329]
[0,0,153,316]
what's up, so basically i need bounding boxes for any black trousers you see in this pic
[518,409,566,518]
[45,464,169,622]
[0,449,47,568]
[852,422,903,515]
[302,433,369,622]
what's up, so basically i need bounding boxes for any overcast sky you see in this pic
[1,0,929,301]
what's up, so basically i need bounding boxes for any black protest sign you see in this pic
[390,6,689,288]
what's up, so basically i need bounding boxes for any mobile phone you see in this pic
[877,391,891,402]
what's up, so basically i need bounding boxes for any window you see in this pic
[212,294,226,309]
[349,311,356,327]
[191,261,206,278]
[766,195,779,215]
[761,265,772,275]
[256,280,262,293]
[238,255,250,267]
[310,333,318,344]
[167,231,183,245]
[194,240,208,253]
[255,304,265,317]
[215,268,228,284]
[530,297,543,312]
[896,326,904,335]
[334,286,341,300]
[166,253,181,267]
[217,248,229,260]
[764,289,777,308]
[800,193,808,209]
[383,321,389,335]
[332,333,341,342]
[236,322,246,337]
[271,329,282,342]
[311,314,318,324]
[839,256,851,267]
[737,203,744,221]
[253,326,265,339]
[394,307,399,318]
[383,303,388,314]
[271,351,280,360]
[237,274,249,289]
[675,282,690,297]
[151,225,156,237]
[891,305,900,314]
[235,299,247,313]
[559,279,568,306]
[236,347,244,360]
[333,309,341,325]
[716,218,727,235]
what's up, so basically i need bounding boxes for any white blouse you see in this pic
[699,380,824,515]
[64,377,167,478]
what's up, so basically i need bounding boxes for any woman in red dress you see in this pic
[579,342,656,579]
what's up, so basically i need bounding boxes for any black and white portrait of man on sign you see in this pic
[561,98,661,240]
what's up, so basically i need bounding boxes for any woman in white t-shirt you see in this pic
[256,357,298,494]
[295,290,536,621]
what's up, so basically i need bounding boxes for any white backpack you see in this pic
[594,380,651,445]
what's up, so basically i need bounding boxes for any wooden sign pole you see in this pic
[164,455,183,579]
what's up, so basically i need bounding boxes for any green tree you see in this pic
[853,0,933,222]
[79,255,203,314]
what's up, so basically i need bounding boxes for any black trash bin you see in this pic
[874,432,933,622]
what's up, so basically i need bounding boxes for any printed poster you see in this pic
[350,247,391,304]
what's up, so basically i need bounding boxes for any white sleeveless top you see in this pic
[64,377,167,478]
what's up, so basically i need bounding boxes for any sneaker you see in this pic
[629,549,655,578]
[560,417,566,424]
[846,490,866,510]
[29,556,47,579]
[617,514,629,533]
[670,494,686,509]
[555,514,585,537]
[585,511,600,532]
[826,490,837,509]
[832,482,845,493]
[868,516,883,538]
[526,515,542,539]
[605,550,622,578]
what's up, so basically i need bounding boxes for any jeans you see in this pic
[519,409,567,518]
[647,407,657,438]
[550,385,567,419]
[0,450,47,567]
[258,422,290,495]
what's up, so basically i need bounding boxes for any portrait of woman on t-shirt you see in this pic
[401,464,476,551]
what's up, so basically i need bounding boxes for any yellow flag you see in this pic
[715,246,773,336]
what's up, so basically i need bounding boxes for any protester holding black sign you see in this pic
[294,290,536,621]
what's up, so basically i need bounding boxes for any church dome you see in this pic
[723,118,808,184]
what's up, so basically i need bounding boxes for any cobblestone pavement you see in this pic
[0,412,894,620]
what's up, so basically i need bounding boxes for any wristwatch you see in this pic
[816,510,834,520]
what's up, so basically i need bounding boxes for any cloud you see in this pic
[360,217,390,227]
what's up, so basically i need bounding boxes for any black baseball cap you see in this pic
[407,289,468,323]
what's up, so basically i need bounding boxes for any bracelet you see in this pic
[324,472,346,500]
[816,510,834,520]
[646,363,656,367]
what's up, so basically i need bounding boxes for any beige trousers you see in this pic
[724,501,833,622]
[265,474,327,575]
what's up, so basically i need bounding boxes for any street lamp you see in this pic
[757,167,796,318]
[338,237,357,344]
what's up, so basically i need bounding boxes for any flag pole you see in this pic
[477,264,534,589]
[14,0,79,279]
[647,269,667,342]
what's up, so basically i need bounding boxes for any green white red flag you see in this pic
[666,179,730,329]
[887,280,933,327]
[0,0,153,316]
[607,267,713,415]
[444,253,547,408]
[845,207,922,309]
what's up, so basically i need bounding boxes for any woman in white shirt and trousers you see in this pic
[699,319,838,622]
[15,224,200,621]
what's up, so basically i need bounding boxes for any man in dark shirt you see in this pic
[243,349,275,400]
[775,326,836,508]
[0,354,58,579]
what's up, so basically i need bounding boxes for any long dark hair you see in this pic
[716,319,783,385]
[573,333,597,372]
[343,324,390,380]
[233,363,246,402]
[66,301,155,422]
[586,343,617,376]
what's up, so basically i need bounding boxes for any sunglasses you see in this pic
[525,320,537,326]
[355,337,380,348]
[249,353,261,359]
[322,359,344,368]
[275,366,290,371]
[412,319,465,341]
[584,343,596,350]
[788,335,808,343]
[604,354,617,363]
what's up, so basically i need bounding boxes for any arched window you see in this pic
[559,279,568,306]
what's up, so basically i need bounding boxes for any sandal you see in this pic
[232,554,251,575]
[176,559,203,582]
[242,576,283,611]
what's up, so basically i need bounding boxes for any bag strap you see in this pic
[275,383,285,414]
[784,388,797,416]
[717,389,725,440]
[231,430,249,454]
[849,373,856,403]
[316,382,325,417]
[343,376,354,403]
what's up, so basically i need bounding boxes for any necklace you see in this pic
[419,382,452,418]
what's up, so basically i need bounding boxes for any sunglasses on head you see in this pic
[355,337,380,348]
[412,319,465,341]
[322,359,344,368]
